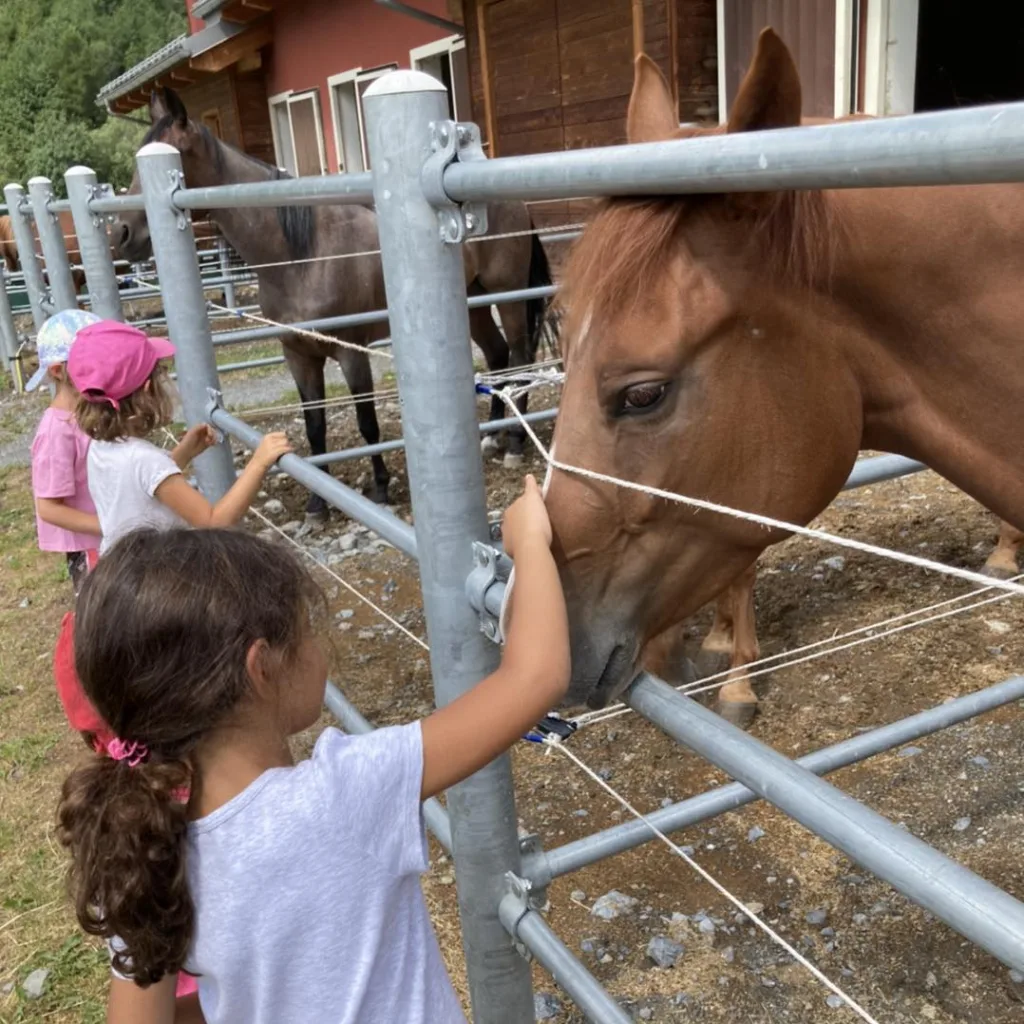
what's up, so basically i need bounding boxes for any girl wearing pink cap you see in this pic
[65,319,291,1005]
[67,320,292,550]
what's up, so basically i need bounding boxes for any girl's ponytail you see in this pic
[58,753,193,984]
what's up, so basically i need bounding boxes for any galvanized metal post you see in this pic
[27,177,78,312]
[216,233,236,310]
[3,184,48,330]
[363,72,535,1022]
[137,142,235,499]
[0,268,19,389]
[65,167,123,322]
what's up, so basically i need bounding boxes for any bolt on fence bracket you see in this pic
[465,541,508,641]
[502,872,538,963]
[517,833,550,909]
[421,119,488,245]
[89,183,116,227]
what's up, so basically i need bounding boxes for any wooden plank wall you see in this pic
[235,66,276,163]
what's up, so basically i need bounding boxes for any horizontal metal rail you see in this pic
[209,283,557,347]
[523,674,1024,887]
[175,172,375,211]
[209,405,418,559]
[88,193,147,214]
[442,101,1024,203]
[627,672,1024,971]
[307,408,560,466]
[844,453,926,488]
[323,681,451,854]
[498,892,632,1024]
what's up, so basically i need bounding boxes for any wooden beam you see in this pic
[236,50,262,73]
[666,0,679,109]
[632,0,645,58]
[170,68,199,85]
[189,19,273,74]
[476,0,497,156]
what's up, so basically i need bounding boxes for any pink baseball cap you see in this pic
[67,321,176,409]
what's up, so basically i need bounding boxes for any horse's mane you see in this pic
[561,139,837,350]
[146,116,317,262]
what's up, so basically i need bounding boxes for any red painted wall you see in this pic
[185,0,203,36]
[265,0,453,172]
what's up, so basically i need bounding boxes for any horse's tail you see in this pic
[526,228,553,360]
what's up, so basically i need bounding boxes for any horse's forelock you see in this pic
[562,187,836,353]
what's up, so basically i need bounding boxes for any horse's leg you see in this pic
[982,519,1024,579]
[494,300,532,469]
[283,347,331,521]
[468,304,510,459]
[693,565,760,729]
[715,565,760,728]
[338,347,390,505]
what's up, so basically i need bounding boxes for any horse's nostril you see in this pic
[118,224,130,247]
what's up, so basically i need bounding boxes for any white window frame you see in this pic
[267,88,328,176]
[410,34,466,120]
[327,68,363,173]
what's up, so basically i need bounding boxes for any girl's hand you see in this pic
[253,432,293,470]
[182,424,217,459]
[502,476,551,557]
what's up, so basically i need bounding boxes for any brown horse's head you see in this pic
[114,88,222,262]
[548,29,863,708]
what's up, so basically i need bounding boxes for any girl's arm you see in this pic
[107,978,206,1024]
[420,477,570,799]
[155,433,292,529]
[35,497,101,535]
[107,975,177,1024]
[170,425,217,471]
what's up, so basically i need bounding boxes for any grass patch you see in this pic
[0,465,107,1022]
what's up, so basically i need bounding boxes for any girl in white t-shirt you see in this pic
[57,482,567,1024]
[67,320,291,552]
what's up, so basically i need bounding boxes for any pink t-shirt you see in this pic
[30,408,99,554]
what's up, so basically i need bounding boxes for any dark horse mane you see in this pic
[144,115,317,261]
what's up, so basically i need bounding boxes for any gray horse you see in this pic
[115,88,552,519]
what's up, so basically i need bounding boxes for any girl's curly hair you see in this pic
[57,527,323,984]
[75,365,174,442]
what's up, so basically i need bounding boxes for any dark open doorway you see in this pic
[915,1,1024,111]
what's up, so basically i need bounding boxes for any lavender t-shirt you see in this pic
[30,408,98,553]
[183,722,466,1024]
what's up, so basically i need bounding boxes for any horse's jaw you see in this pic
[565,622,642,710]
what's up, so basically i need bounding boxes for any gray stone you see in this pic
[357,629,375,640]
[639,1009,653,1021]
[953,816,971,832]
[852,913,868,925]
[898,745,923,758]
[1009,968,1024,985]
[337,609,354,620]
[573,809,589,818]
[21,968,49,1000]
[262,498,285,516]
[970,755,991,769]
[821,927,836,939]
[672,993,695,1008]
[822,556,846,572]
[591,890,639,920]
[534,992,561,1020]
[570,890,587,903]
[747,825,766,843]
[698,917,716,935]
[279,520,302,536]
[826,994,844,1009]
[1,981,12,995]
[721,946,735,963]
[646,935,685,968]
[580,937,598,954]
[18,597,30,609]
[339,533,358,552]
[805,908,828,926]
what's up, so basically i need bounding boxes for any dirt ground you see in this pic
[3,359,1024,1021]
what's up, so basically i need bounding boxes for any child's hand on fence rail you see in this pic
[252,431,294,470]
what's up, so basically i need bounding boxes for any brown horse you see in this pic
[546,28,1024,723]
[0,212,86,294]
[113,87,552,518]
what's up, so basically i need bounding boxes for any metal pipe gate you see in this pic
[5,77,1024,1022]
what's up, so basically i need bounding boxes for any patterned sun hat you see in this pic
[25,308,103,392]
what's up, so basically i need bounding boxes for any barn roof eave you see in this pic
[95,34,191,108]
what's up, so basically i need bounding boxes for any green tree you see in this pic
[0,0,185,194]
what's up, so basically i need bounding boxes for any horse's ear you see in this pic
[150,87,188,128]
[627,54,678,144]
[727,28,801,133]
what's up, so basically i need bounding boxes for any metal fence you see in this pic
[5,70,1024,1021]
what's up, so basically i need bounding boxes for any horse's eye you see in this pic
[621,381,668,414]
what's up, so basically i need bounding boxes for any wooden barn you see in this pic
[447,1,1024,160]
[96,0,463,175]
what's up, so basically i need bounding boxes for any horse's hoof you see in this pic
[503,452,525,470]
[481,435,503,457]
[693,647,731,680]
[717,699,758,729]
[981,562,1017,580]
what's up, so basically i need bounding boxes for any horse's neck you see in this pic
[828,183,1024,523]
[201,146,296,268]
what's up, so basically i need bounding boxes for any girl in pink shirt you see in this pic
[28,310,103,595]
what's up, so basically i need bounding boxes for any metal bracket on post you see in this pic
[502,872,538,963]
[466,541,509,642]
[516,835,549,911]
[421,119,489,244]
[89,183,116,228]
[167,168,190,231]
